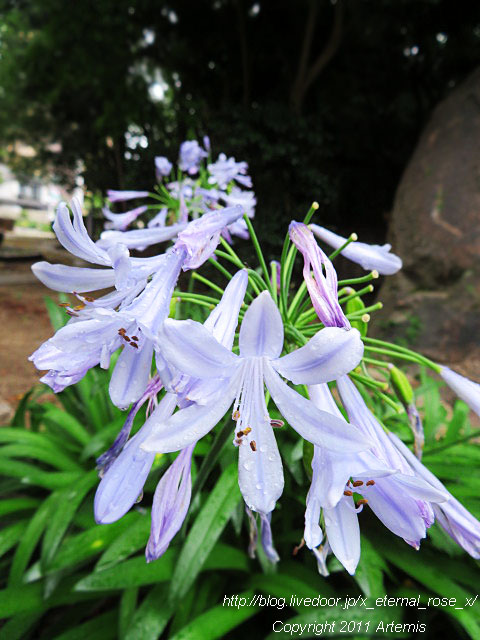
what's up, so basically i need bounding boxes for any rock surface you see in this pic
[378,67,480,375]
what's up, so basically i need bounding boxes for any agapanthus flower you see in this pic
[309,224,402,275]
[95,270,248,554]
[220,187,256,219]
[103,205,149,231]
[107,189,150,203]
[390,432,480,558]
[30,202,243,402]
[155,156,173,178]
[305,382,447,574]
[439,366,480,418]
[289,221,349,328]
[179,140,208,175]
[142,292,369,546]
[208,153,252,189]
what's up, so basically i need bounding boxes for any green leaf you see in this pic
[124,585,174,640]
[445,400,470,444]
[9,492,57,586]
[47,513,139,574]
[9,389,34,427]
[169,590,260,640]
[353,536,387,597]
[95,513,151,570]
[0,610,43,640]
[0,497,40,518]
[0,583,43,618]
[169,462,241,603]
[75,550,176,591]
[0,521,28,558]
[41,471,97,570]
[118,588,138,640]
[42,406,91,446]
[0,459,82,490]
[51,610,118,640]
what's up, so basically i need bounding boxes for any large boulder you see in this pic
[378,67,480,375]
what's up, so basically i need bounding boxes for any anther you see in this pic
[124,336,131,342]
[270,419,284,428]
[243,426,252,435]
[250,440,257,451]
[233,410,240,421]
[344,490,353,496]
[58,302,69,307]
[357,499,368,506]
[118,328,126,335]
[73,304,85,311]
[84,296,95,302]
[235,438,243,445]
[236,431,244,438]
[130,342,138,349]
[131,336,139,341]
[352,480,364,487]
[366,479,375,486]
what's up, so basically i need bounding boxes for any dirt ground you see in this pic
[0,261,55,409]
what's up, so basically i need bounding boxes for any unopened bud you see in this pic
[350,233,358,242]
[388,364,414,406]
[346,297,368,337]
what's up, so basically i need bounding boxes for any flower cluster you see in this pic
[102,137,256,245]
[30,196,480,576]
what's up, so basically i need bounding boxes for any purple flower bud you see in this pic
[178,140,207,175]
[155,156,173,178]
[107,190,150,202]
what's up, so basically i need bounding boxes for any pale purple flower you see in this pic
[95,270,248,535]
[107,189,150,202]
[208,153,252,189]
[305,382,447,574]
[148,208,168,228]
[179,140,208,175]
[142,292,368,526]
[220,187,256,219]
[95,393,177,524]
[309,224,402,275]
[166,179,195,200]
[174,205,243,269]
[97,223,187,251]
[103,205,148,231]
[203,135,211,153]
[146,443,194,562]
[390,433,480,559]
[439,367,480,418]
[155,156,173,178]
[289,222,349,329]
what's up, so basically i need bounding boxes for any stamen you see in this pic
[84,295,95,302]
[73,304,85,311]
[118,328,126,335]
[344,490,353,496]
[357,499,368,506]
[293,538,305,556]
[131,336,139,341]
[243,426,252,435]
[250,440,257,451]
[270,419,284,428]
[237,430,244,437]
[366,479,375,486]
[130,342,139,349]
[124,336,131,342]
[58,302,69,307]
[352,480,364,487]
[233,410,240,421]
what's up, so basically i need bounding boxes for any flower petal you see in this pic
[94,393,177,523]
[109,339,154,409]
[54,201,110,265]
[159,318,240,379]
[141,374,239,453]
[263,363,372,452]
[324,498,360,575]
[204,269,248,350]
[31,262,116,292]
[238,420,284,515]
[239,291,284,359]
[273,327,363,385]
[98,224,186,251]
[440,367,480,418]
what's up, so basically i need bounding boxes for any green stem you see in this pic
[191,272,225,296]
[346,302,383,318]
[363,337,440,372]
[287,280,308,321]
[328,233,357,261]
[270,260,278,305]
[338,272,379,287]
[350,371,388,390]
[338,285,374,305]
[363,356,391,369]
[243,215,272,295]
